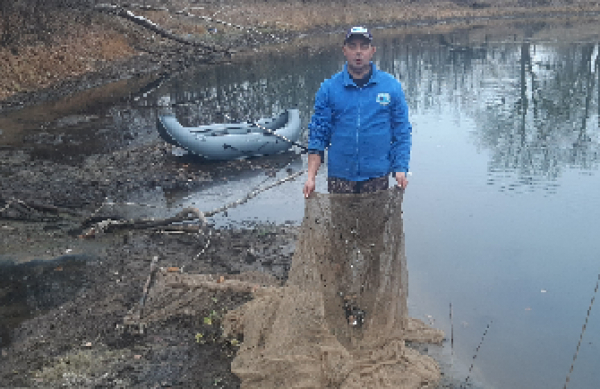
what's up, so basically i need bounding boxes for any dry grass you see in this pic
[187,1,600,31]
[0,26,135,101]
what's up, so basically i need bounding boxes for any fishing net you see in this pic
[223,187,445,388]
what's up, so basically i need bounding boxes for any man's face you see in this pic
[343,36,376,72]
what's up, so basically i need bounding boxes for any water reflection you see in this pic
[475,42,600,193]
[135,22,599,198]
[0,75,163,163]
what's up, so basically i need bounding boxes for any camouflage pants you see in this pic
[327,175,389,194]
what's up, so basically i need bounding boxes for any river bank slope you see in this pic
[2,0,600,107]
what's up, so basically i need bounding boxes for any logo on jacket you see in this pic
[376,93,391,105]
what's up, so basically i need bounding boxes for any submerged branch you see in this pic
[204,169,306,218]
[80,167,305,236]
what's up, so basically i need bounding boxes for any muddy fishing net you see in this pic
[123,187,444,388]
[223,187,445,388]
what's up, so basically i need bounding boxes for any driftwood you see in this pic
[95,4,222,52]
[120,256,158,334]
[139,256,159,314]
[107,206,204,231]
[154,225,201,234]
[166,273,262,293]
[80,207,205,237]
[0,197,82,220]
[113,2,263,34]
[80,168,305,236]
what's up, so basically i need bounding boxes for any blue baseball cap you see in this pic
[344,26,373,43]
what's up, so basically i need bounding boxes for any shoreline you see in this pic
[2,2,600,109]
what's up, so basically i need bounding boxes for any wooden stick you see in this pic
[99,207,205,233]
[138,256,159,318]
[81,168,304,235]
[204,169,305,217]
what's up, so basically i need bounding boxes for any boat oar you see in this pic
[224,114,309,153]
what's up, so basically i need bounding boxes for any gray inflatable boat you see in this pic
[157,109,301,160]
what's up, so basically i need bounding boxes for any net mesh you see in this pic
[223,187,445,388]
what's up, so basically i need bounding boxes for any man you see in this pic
[303,26,412,197]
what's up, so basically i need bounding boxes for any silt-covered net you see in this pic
[223,187,444,388]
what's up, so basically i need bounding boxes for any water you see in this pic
[154,21,600,388]
[2,16,600,388]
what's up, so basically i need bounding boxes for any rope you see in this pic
[251,119,308,152]
[225,113,308,152]
[204,169,306,218]
[564,273,600,388]
[464,320,492,385]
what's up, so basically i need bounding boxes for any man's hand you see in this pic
[395,172,408,189]
[304,153,322,198]
[303,178,316,198]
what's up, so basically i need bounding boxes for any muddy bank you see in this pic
[0,110,305,388]
[0,225,298,388]
[0,94,302,385]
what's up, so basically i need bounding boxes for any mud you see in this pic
[0,225,298,388]
[0,108,301,388]
[0,114,304,388]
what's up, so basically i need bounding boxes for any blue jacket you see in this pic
[308,62,412,181]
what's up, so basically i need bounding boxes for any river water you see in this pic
[155,20,600,389]
[3,16,600,389]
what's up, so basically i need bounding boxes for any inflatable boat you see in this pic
[157,109,301,160]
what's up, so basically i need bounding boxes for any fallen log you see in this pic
[95,4,222,52]
[79,207,205,237]
[154,225,201,234]
[166,273,261,293]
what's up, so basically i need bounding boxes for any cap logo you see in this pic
[345,26,372,42]
[350,27,369,34]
